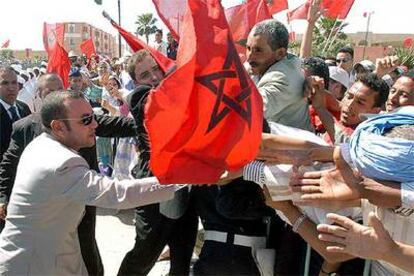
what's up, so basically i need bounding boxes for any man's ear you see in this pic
[50,120,66,135]
[275,48,287,60]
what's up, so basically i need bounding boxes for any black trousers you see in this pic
[118,203,198,276]
[78,206,104,276]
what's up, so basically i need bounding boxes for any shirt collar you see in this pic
[0,98,16,110]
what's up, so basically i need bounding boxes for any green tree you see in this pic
[135,13,158,44]
[311,17,351,57]
[0,49,14,60]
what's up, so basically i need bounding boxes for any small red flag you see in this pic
[1,39,10,49]
[80,38,96,59]
[46,43,71,89]
[321,0,355,19]
[43,23,65,54]
[403,37,413,49]
[266,0,288,15]
[145,0,263,184]
[104,14,175,73]
[363,12,368,17]
[287,1,310,21]
[152,0,187,41]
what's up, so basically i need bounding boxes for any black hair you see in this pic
[338,46,354,58]
[303,57,330,89]
[251,19,289,51]
[359,73,389,107]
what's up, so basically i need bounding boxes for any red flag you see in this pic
[1,39,10,49]
[287,1,310,21]
[225,0,272,62]
[144,0,263,184]
[266,0,288,15]
[152,0,187,40]
[321,0,355,19]
[80,38,96,59]
[289,31,296,42]
[43,22,65,54]
[403,37,413,49]
[46,43,71,89]
[363,12,368,17]
[104,13,175,73]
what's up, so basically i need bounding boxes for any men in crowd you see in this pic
[118,49,198,276]
[0,67,31,161]
[386,72,414,112]
[246,19,312,131]
[69,67,84,93]
[0,73,138,275]
[329,66,350,101]
[312,73,389,144]
[151,29,168,56]
[0,91,182,275]
[336,46,354,76]
[166,32,178,60]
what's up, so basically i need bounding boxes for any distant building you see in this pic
[63,22,118,57]
[347,32,414,47]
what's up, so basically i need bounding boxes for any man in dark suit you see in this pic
[0,73,138,276]
[0,67,31,161]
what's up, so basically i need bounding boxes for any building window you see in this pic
[69,39,75,46]
[104,43,108,49]
[95,30,100,38]
[68,24,76,33]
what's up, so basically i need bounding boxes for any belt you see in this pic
[204,230,266,248]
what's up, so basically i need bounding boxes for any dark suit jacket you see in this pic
[0,113,137,204]
[0,100,31,161]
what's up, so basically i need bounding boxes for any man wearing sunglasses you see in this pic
[0,74,138,276]
[0,90,182,275]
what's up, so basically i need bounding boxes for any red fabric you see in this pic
[1,39,10,49]
[152,0,187,40]
[80,38,96,59]
[287,1,310,21]
[43,23,65,54]
[108,19,175,73]
[144,0,263,184]
[403,37,413,49]
[225,0,272,62]
[266,0,288,14]
[46,43,71,89]
[287,0,354,21]
[321,0,355,19]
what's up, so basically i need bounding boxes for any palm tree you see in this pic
[135,13,158,44]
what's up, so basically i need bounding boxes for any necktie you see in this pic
[8,106,20,122]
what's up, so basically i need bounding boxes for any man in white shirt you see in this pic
[150,29,168,56]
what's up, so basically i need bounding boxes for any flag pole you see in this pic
[326,19,346,53]
[322,16,339,54]
[118,0,122,57]
[362,12,372,59]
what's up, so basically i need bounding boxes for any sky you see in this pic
[1,0,413,50]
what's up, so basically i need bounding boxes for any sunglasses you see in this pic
[58,113,94,126]
[336,58,351,64]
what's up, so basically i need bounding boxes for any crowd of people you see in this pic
[0,1,413,275]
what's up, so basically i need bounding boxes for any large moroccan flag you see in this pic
[80,38,96,59]
[103,11,175,73]
[145,0,264,184]
[43,23,65,54]
[46,42,71,88]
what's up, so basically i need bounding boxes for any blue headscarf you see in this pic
[349,106,414,183]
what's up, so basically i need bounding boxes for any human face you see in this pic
[155,32,162,43]
[57,98,98,151]
[336,52,353,73]
[106,79,120,97]
[69,76,83,92]
[0,69,19,105]
[386,76,414,112]
[39,78,64,99]
[98,63,109,76]
[246,33,279,76]
[340,82,380,126]
[329,79,346,100]
[134,55,164,87]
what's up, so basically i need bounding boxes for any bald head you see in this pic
[37,74,64,99]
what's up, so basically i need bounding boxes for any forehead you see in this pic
[393,76,414,92]
[348,82,375,98]
[135,55,157,72]
[44,79,63,90]
[336,52,351,59]
[65,98,92,116]
[0,69,16,80]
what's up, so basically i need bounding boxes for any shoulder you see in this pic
[16,100,30,111]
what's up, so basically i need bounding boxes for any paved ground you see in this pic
[95,208,170,276]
